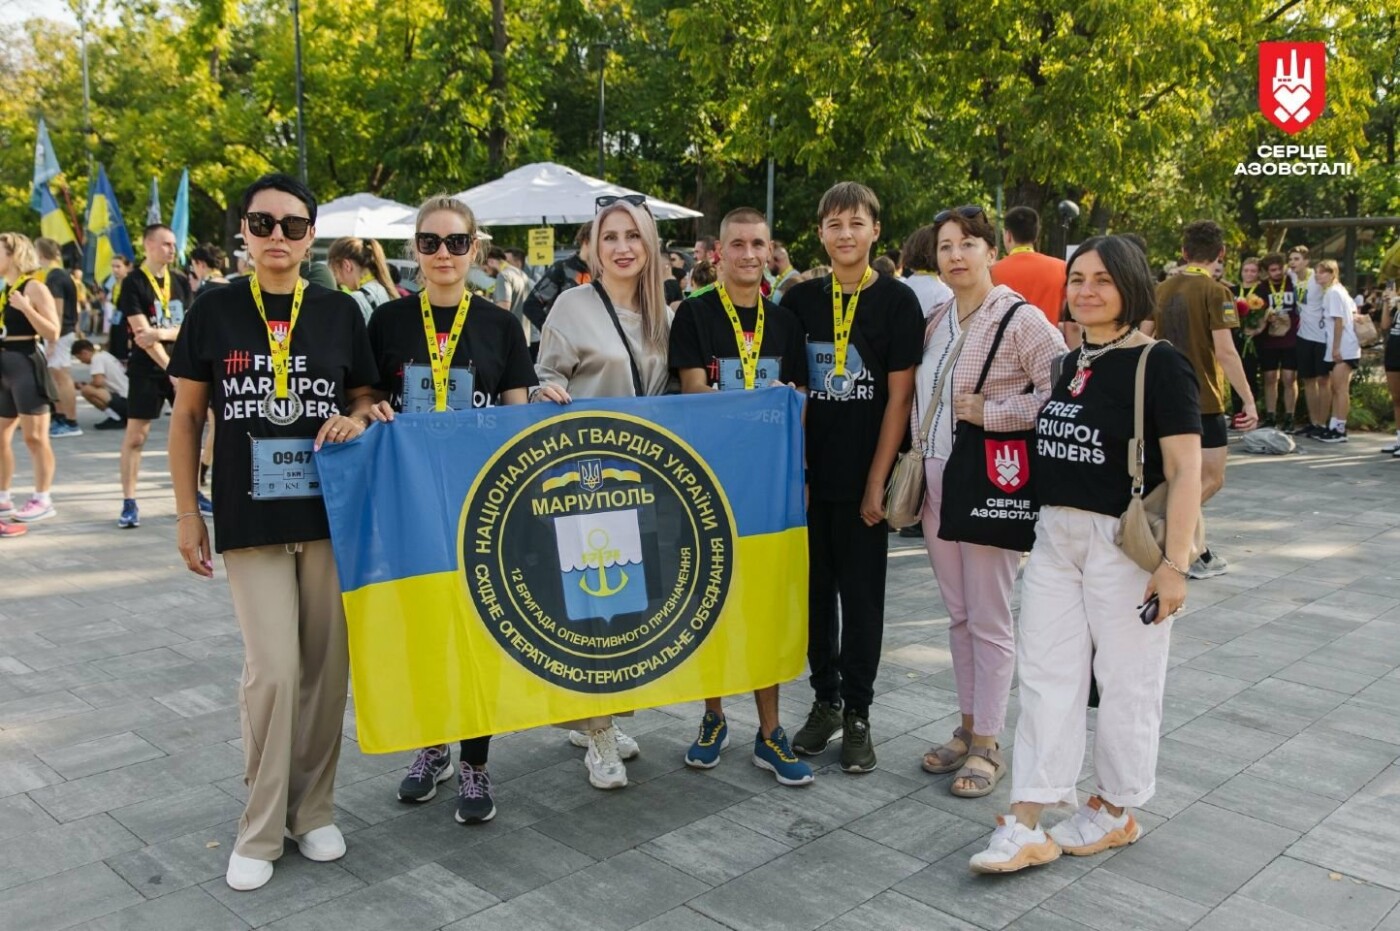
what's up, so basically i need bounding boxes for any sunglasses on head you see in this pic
[595,194,648,212]
[415,232,475,256]
[244,212,312,241]
[933,205,987,225]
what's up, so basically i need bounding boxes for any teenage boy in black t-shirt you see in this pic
[782,183,923,773]
[669,206,813,787]
[117,223,195,528]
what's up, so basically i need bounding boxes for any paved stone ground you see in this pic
[2,406,1400,931]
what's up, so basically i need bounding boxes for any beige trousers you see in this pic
[223,539,349,860]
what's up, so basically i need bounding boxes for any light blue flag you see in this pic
[145,177,162,226]
[171,169,190,261]
[30,117,63,212]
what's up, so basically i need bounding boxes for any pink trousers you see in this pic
[922,457,1020,737]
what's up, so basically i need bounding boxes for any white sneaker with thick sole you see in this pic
[226,852,274,891]
[569,726,639,760]
[969,816,1062,874]
[288,824,346,862]
[1048,797,1141,856]
[584,727,628,789]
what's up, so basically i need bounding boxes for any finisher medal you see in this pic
[824,369,855,399]
[261,389,304,426]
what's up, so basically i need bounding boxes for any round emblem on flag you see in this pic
[460,411,737,693]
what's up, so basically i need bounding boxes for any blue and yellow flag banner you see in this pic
[84,165,135,280]
[36,184,76,246]
[317,388,809,753]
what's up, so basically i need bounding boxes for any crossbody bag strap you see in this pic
[915,323,971,454]
[592,280,645,397]
[1127,339,1158,495]
[971,300,1028,394]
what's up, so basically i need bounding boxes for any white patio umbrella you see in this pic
[314,193,417,240]
[452,162,702,226]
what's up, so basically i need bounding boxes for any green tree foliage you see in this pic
[0,0,1393,276]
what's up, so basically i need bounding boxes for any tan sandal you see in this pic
[922,726,972,774]
[950,745,1004,798]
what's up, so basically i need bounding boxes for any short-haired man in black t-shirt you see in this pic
[669,206,813,787]
[35,237,82,436]
[782,182,923,774]
[116,223,196,528]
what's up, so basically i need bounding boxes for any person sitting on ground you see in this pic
[72,338,129,430]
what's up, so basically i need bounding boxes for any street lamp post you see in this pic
[291,0,308,184]
[765,115,775,230]
[592,43,608,180]
[77,2,94,180]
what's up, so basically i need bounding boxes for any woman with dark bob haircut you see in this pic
[969,235,1204,874]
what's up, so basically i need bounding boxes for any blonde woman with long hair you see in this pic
[533,194,674,789]
[0,232,61,531]
[327,236,396,322]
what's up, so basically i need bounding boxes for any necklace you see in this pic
[1068,329,1133,397]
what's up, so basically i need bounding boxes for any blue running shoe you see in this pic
[117,500,139,529]
[197,491,214,515]
[397,745,454,802]
[684,710,730,769]
[753,726,815,786]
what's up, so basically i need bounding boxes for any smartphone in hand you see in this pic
[1138,594,1161,626]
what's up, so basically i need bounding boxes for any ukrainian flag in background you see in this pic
[84,166,135,281]
[317,388,808,753]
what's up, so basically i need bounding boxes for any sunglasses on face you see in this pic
[244,212,312,241]
[595,194,648,212]
[415,233,474,256]
[933,205,987,225]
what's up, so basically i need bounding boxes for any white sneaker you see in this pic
[287,824,345,862]
[569,726,639,760]
[1048,797,1141,856]
[968,815,1062,874]
[226,852,274,891]
[584,727,628,789]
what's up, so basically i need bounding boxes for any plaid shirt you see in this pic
[918,285,1066,434]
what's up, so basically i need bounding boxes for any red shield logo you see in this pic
[985,439,1029,493]
[269,321,289,343]
[1259,42,1325,134]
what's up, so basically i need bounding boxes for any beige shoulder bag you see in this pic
[1115,341,1206,573]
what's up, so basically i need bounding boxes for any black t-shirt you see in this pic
[45,268,78,333]
[1035,342,1201,517]
[664,277,683,306]
[118,267,193,377]
[2,276,43,338]
[784,274,924,502]
[367,294,537,412]
[166,279,378,553]
[668,287,808,390]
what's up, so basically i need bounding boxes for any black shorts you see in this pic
[1201,413,1229,449]
[1323,358,1359,375]
[1256,344,1297,373]
[1296,339,1329,380]
[108,394,129,419]
[127,373,175,420]
[1385,336,1400,373]
[0,344,53,418]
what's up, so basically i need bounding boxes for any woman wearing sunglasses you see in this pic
[533,193,674,789]
[167,173,381,891]
[361,194,565,823]
[917,205,1064,799]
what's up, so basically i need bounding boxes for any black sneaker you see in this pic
[792,700,843,755]
[454,767,496,824]
[1261,413,1275,429]
[397,745,454,802]
[1289,422,1315,436]
[1317,428,1348,444]
[93,418,125,431]
[839,710,877,773]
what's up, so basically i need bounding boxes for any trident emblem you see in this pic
[579,528,629,597]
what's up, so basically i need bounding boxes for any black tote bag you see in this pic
[937,301,1039,552]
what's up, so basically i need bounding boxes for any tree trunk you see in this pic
[487,0,508,175]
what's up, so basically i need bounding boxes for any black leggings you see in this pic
[459,736,490,766]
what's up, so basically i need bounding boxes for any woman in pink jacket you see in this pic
[916,206,1065,797]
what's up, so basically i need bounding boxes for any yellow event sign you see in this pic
[528,227,554,267]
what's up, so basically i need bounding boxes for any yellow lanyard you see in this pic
[249,274,305,399]
[1180,266,1211,278]
[419,289,471,412]
[830,266,872,377]
[0,275,34,333]
[716,283,765,390]
[1008,245,1034,256]
[141,266,172,323]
